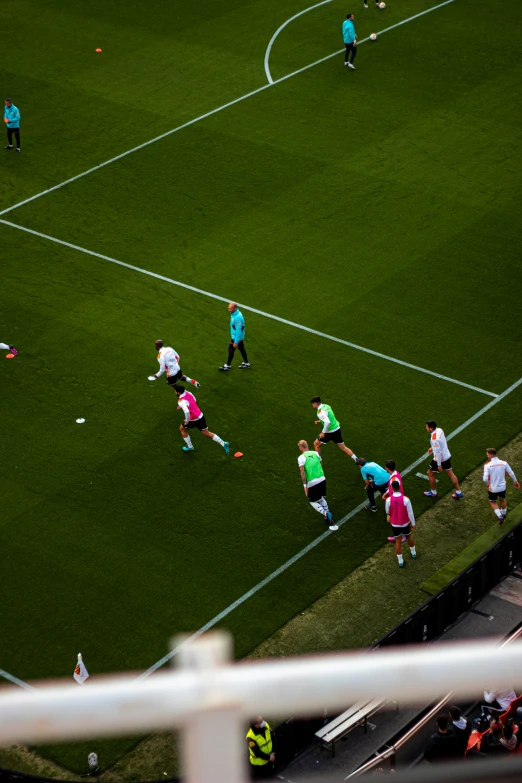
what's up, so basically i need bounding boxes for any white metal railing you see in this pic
[1,633,522,783]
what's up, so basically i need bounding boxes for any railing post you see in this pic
[175,631,246,783]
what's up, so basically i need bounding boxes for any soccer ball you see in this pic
[370,33,377,40]
[379,2,386,7]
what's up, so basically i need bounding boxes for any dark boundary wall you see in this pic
[372,520,522,649]
[2,522,521,783]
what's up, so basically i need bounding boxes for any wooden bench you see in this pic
[315,699,386,757]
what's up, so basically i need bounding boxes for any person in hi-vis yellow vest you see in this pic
[246,716,275,777]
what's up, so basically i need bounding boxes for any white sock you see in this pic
[351,453,357,461]
[501,508,507,517]
[0,343,9,350]
[318,498,329,512]
[310,501,325,516]
[183,436,193,448]
[430,490,438,495]
[410,546,416,556]
[212,434,225,447]
[397,554,404,565]
[494,508,502,519]
[184,376,193,383]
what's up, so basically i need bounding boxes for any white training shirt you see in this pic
[484,689,517,711]
[429,427,451,465]
[297,453,324,488]
[156,346,180,378]
[384,492,416,525]
[483,457,517,493]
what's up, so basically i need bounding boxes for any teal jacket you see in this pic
[342,19,356,44]
[230,308,245,342]
[4,103,20,128]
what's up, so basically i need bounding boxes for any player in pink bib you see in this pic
[385,480,417,568]
[172,384,229,455]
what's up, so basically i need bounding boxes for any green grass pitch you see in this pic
[1,0,522,769]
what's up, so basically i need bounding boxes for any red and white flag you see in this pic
[73,653,89,684]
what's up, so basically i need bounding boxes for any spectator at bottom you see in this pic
[482,687,517,716]
[246,716,276,778]
[481,717,518,754]
[424,714,461,763]
[449,706,471,756]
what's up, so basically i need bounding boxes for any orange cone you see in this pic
[234,452,243,458]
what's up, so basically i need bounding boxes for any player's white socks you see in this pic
[213,434,225,447]
[351,454,357,461]
[318,498,329,513]
[397,554,404,565]
[310,501,325,516]
[183,436,193,448]
[0,343,9,350]
[410,546,416,556]
[494,508,503,519]
[184,376,193,383]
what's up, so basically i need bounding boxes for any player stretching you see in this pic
[483,448,520,525]
[310,397,357,460]
[424,420,463,500]
[148,340,199,387]
[298,440,338,531]
[173,384,229,454]
[0,342,17,355]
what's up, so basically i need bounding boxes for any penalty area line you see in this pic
[138,376,522,679]
[0,218,498,398]
[264,0,457,84]
[0,1,457,218]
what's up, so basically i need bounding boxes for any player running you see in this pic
[172,384,229,454]
[310,397,357,460]
[483,448,520,525]
[298,440,338,531]
[424,420,463,500]
[0,342,17,355]
[148,340,199,387]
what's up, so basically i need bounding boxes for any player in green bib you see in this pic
[310,396,357,461]
[298,440,338,531]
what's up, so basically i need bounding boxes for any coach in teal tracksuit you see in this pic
[342,14,357,69]
[4,98,21,152]
[219,302,250,371]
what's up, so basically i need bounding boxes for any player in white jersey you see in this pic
[483,448,519,525]
[0,342,17,356]
[148,340,199,387]
[424,420,463,500]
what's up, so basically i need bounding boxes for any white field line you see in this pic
[139,376,522,678]
[4,376,522,689]
[0,218,497,398]
[0,668,34,690]
[264,0,334,85]
[0,0,457,219]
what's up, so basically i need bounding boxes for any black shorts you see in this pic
[391,523,411,537]
[319,428,344,445]
[186,415,208,431]
[488,490,506,501]
[167,369,183,385]
[429,458,452,472]
[308,479,327,502]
